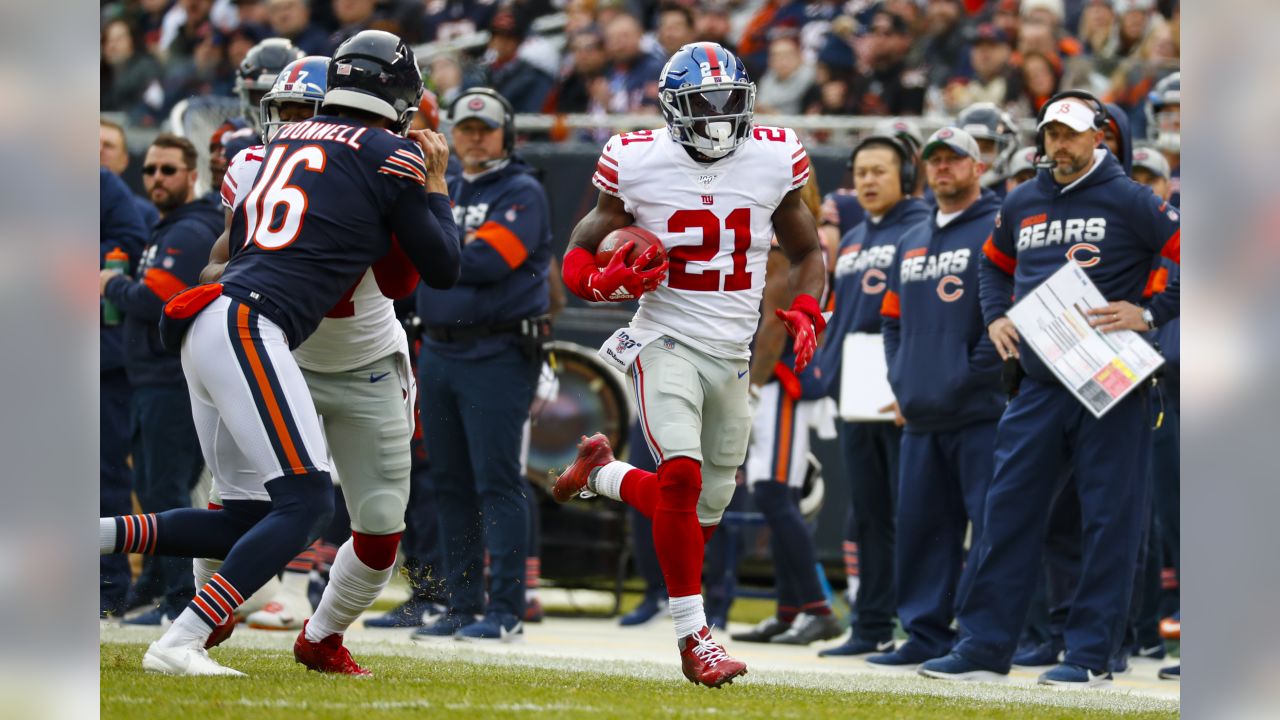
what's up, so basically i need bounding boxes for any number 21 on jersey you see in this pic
[667,207,752,292]
[243,145,327,250]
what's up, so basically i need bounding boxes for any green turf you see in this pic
[100,643,1176,720]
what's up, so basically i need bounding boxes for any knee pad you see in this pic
[656,457,702,512]
[351,488,408,536]
[695,463,737,525]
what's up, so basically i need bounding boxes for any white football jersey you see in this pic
[592,126,810,360]
[222,146,408,373]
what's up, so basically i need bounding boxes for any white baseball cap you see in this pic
[1007,145,1040,177]
[1132,145,1171,179]
[922,126,981,160]
[1037,100,1099,132]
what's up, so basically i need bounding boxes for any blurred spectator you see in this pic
[989,0,1021,49]
[804,19,859,117]
[602,13,663,113]
[653,3,696,61]
[737,0,808,78]
[161,0,217,58]
[1016,50,1063,115]
[938,23,1020,116]
[756,35,815,115]
[265,0,330,55]
[853,10,927,116]
[101,18,164,123]
[326,0,377,55]
[483,8,554,113]
[427,53,467,108]
[916,0,969,89]
[1116,0,1159,57]
[545,26,608,114]
[100,119,161,228]
[694,2,736,54]
[1077,0,1120,61]
[1106,20,1177,117]
[420,0,498,44]
[564,0,599,36]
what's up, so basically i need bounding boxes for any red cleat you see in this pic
[679,626,748,688]
[204,615,237,650]
[552,433,615,503]
[293,620,372,676]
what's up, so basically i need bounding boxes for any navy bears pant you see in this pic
[954,378,1151,673]
[896,421,995,658]
[420,346,535,620]
[130,383,204,615]
[100,369,133,615]
[839,420,901,643]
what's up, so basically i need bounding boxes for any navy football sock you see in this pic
[211,472,335,622]
[754,481,827,608]
[112,500,272,558]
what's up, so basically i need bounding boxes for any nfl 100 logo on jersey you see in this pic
[899,247,970,301]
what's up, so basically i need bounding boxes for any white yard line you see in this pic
[101,615,1179,715]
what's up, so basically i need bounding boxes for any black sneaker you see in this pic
[818,633,894,657]
[730,616,791,643]
[770,612,844,645]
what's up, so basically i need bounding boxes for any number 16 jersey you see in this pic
[592,126,810,360]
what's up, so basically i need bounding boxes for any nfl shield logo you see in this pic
[663,338,675,350]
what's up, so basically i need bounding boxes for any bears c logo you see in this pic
[937,275,963,301]
[1065,242,1101,268]
[862,268,887,295]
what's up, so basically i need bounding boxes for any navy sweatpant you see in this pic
[954,378,1151,673]
[420,346,535,619]
[100,369,133,615]
[129,383,203,614]
[896,421,995,658]
[839,420,901,642]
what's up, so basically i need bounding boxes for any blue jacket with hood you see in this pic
[813,196,932,399]
[979,149,1180,385]
[882,189,1005,431]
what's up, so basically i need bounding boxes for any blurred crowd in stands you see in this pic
[102,0,1178,135]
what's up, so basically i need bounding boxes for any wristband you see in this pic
[789,293,827,335]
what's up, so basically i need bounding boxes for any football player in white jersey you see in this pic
[197,56,430,674]
[553,42,827,688]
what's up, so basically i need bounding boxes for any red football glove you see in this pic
[775,293,827,374]
[584,240,668,302]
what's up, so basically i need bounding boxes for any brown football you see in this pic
[595,226,665,269]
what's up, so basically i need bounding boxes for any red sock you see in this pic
[351,532,401,571]
[619,467,660,519]
[651,457,704,598]
[778,605,799,623]
[701,524,717,543]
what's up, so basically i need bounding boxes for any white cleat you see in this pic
[142,642,245,677]
[246,591,311,630]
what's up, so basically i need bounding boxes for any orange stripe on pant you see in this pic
[774,392,794,482]
[236,304,308,475]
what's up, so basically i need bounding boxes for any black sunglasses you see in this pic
[142,164,184,176]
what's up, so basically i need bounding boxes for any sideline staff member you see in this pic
[413,88,552,642]
[919,92,1180,687]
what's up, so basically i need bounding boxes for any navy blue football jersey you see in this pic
[219,114,442,347]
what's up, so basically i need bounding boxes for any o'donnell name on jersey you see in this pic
[271,120,368,149]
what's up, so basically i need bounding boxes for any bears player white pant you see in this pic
[745,381,817,489]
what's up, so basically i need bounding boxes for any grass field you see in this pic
[100,642,1178,720]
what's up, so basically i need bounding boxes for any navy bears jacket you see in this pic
[417,156,552,360]
[103,197,223,386]
[882,190,1005,431]
[813,196,931,397]
[100,168,149,374]
[979,149,1180,385]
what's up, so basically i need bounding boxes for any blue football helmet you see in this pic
[260,57,330,143]
[1146,72,1180,153]
[658,43,756,160]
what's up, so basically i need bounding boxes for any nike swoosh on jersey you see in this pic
[370,372,391,383]
[738,369,749,379]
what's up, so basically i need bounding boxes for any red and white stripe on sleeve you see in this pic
[592,139,621,197]
[789,142,811,191]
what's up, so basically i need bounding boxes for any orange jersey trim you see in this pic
[475,220,529,269]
